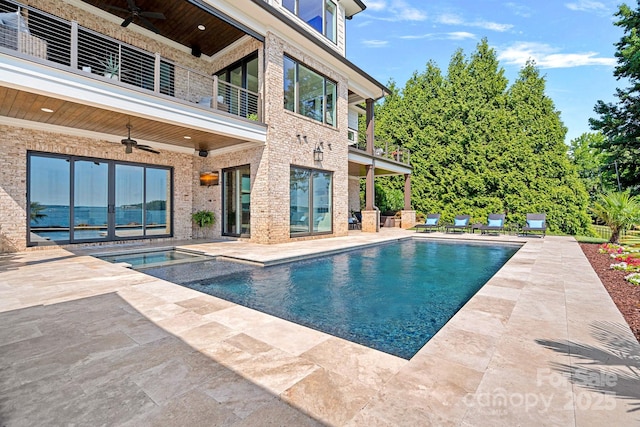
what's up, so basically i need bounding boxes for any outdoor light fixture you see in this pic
[200,171,219,186]
[313,142,324,162]
[198,149,208,157]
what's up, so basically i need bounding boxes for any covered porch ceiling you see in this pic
[79,0,255,57]
[0,87,257,152]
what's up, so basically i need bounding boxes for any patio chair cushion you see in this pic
[488,219,502,227]
[0,12,29,34]
[527,219,544,228]
[425,217,438,225]
[454,218,467,226]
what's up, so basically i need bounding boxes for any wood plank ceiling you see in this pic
[82,0,246,56]
[0,87,246,151]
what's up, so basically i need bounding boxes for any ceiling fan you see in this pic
[107,0,166,34]
[121,124,160,154]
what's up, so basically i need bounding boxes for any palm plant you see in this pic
[30,201,47,224]
[590,191,640,243]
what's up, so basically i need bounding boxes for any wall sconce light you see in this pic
[200,171,219,186]
[198,149,208,157]
[313,142,324,162]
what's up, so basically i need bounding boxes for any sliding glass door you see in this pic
[28,152,172,246]
[223,165,251,237]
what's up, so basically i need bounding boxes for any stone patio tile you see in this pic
[281,368,377,426]
[443,307,508,338]
[416,326,499,372]
[203,305,277,330]
[132,280,203,303]
[175,295,234,315]
[230,397,324,427]
[301,337,406,389]
[461,294,517,322]
[475,284,521,301]
[140,302,188,322]
[353,357,484,426]
[484,276,528,289]
[243,316,330,356]
[178,320,237,350]
[130,351,227,404]
[226,346,319,395]
[155,310,211,334]
[121,389,240,427]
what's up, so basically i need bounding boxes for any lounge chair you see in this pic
[348,211,361,230]
[521,213,546,237]
[445,215,470,233]
[415,213,441,232]
[480,213,506,235]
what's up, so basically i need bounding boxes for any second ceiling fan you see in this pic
[107,0,166,34]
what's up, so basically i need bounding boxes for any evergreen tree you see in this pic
[590,3,640,193]
[375,40,591,234]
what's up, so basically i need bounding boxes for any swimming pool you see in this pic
[96,249,210,269]
[157,239,519,359]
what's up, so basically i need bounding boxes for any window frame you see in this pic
[290,166,333,237]
[27,151,173,246]
[283,0,338,44]
[283,55,337,127]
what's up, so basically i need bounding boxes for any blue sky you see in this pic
[345,0,626,143]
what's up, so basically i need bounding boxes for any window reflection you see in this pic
[27,152,172,246]
[284,56,336,126]
[290,167,332,235]
[29,155,70,243]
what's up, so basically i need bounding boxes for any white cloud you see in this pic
[362,39,390,48]
[366,0,386,11]
[497,42,616,68]
[504,2,533,18]
[363,0,427,22]
[400,31,476,41]
[565,0,607,12]
[435,13,513,32]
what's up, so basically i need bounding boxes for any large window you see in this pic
[283,0,338,43]
[216,53,258,118]
[28,152,172,246]
[290,167,332,236]
[284,55,336,126]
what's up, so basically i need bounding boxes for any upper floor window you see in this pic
[284,55,336,126]
[283,0,337,43]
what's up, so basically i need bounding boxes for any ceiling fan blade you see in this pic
[121,16,134,27]
[138,15,161,33]
[140,11,165,20]
[138,145,160,154]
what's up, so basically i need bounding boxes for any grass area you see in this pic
[574,235,608,244]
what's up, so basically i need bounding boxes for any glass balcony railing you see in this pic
[0,0,261,121]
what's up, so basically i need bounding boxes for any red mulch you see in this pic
[580,243,640,343]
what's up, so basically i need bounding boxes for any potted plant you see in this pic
[99,53,120,80]
[192,210,216,239]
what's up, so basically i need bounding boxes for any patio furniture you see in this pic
[415,213,441,232]
[521,213,547,237]
[445,215,470,233]
[348,211,361,230]
[480,213,506,235]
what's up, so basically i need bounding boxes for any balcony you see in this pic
[0,0,261,121]
[350,140,411,166]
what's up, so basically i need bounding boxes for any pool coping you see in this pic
[1,229,638,425]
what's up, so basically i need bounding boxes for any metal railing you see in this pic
[0,0,261,121]
[350,140,411,165]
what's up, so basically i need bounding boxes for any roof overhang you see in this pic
[341,0,367,19]
[348,150,412,177]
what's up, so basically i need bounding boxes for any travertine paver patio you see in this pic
[0,229,638,426]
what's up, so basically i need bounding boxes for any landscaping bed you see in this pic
[580,242,640,343]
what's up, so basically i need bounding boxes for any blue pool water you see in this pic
[177,240,519,359]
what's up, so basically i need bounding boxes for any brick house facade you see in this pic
[0,0,413,253]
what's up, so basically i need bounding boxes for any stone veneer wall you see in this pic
[348,177,361,213]
[0,126,194,252]
[259,31,350,243]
